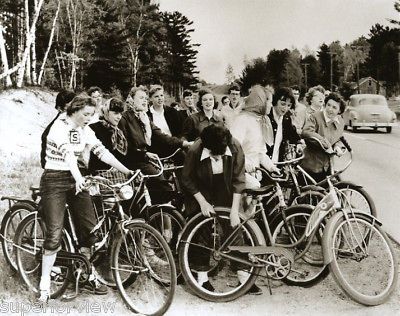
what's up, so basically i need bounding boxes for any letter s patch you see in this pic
[69,130,80,144]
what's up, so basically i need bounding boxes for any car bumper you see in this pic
[352,122,397,127]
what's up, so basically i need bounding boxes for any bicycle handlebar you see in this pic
[85,169,141,190]
[159,148,182,162]
[274,154,305,166]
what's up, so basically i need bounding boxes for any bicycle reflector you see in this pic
[118,185,133,200]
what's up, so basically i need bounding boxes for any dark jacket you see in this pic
[118,110,183,169]
[181,138,246,216]
[266,111,301,161]
[181,111,224,142]
[88,122,127,173]
[147,105,184,138]
[40,113,61,168]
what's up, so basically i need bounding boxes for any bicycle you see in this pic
[178,160,397,305]
[1,186,40,271]
[281,137,376,216]
[14,170,177,316]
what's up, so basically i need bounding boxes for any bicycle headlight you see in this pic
[118,185,133,200]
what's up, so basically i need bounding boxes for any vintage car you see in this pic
[343,94,397,133]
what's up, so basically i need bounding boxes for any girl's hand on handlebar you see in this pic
[75,177,87,194]
[182,140,193,148]
[145,152,159,162]
[334,145,345,157]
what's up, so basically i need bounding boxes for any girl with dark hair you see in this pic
[89,97,127,173]
[301,92,346,182]
[267,87,302,163]
[181,89,224,141]
[39,96,132,303]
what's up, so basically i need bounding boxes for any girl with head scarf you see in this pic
[230,85,280,188]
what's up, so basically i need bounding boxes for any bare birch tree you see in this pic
[16,0,44,87]
[0,24,13,86]
[38,0,60,85]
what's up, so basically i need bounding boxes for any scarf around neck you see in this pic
[242,85,274,146]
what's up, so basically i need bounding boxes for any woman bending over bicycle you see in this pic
[181,124,262,295]
[301,92,346,182]
[39,96,132,303]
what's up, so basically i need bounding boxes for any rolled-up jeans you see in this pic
[40,170,97,255]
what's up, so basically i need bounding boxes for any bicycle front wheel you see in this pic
[178,208,264,302]
[1,202,35,272]
[111,221,176,316]
[324,212,398,305]
[335,182,377,217]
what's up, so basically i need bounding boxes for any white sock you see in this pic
[40,253,57,291]
[237,270,250,284]
[197,271,209,285]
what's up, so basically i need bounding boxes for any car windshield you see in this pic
[354,97,386,106]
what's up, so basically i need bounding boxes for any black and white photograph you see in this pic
[0,0,399,315]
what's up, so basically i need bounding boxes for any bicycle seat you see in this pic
[243,185,274,196]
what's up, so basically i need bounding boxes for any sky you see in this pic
[159,0,399,84]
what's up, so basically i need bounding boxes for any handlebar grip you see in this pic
[340,136,352,153]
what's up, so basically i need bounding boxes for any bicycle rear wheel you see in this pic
[1,202,35,272]
[14,212,72,299]
[178,208,264,302]
[111,221,176,316]
[324,212,397,305]
[270,205,329,287]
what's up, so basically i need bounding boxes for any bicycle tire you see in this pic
[178,207,264,302]
[15,212,72,299]
[323,212,398,306]
[1,202,35,272]
[334,181,377,217]
[111,221,176,316]
[270,205,329,287]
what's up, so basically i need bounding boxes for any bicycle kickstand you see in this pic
[62,268,82,301]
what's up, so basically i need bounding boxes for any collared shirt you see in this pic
[149,106,172,136]
[45,115,108,170]
[182,110,224,141]
[200,146,232,174]
[322,110,340,126]
[271,109,283,163]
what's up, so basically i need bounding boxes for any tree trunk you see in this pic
[0,25,13,86]
[38,0,61,85]
[17,0,44,88]
[24,0,32,85]
[31,0,39,85]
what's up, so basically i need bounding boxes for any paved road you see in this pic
[340,124,400,242]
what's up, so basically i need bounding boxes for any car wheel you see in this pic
[386,127,392,133]
[350,121,358,132]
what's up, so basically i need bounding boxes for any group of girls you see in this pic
[38,81,347,301]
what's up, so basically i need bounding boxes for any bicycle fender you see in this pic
[146,204,177,213]
[322,211,382,265]
[335,180,362,189]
